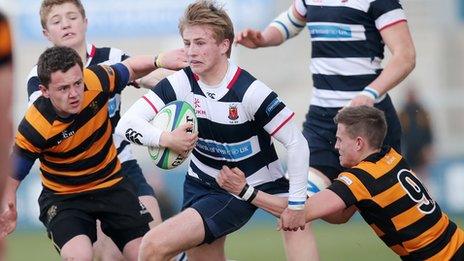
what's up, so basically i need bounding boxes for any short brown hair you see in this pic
[334,106,387,149]
[178,0,234,57]
[37,46,83,87]
[40,0,86,29]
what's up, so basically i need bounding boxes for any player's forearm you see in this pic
[123,55,157,82]
[259,26,286,47]
[369,48,415,96]
[1,177,19,209]
[251,190,288,217]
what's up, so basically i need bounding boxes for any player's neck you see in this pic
[73,42,88,65]
[199,59,229,87]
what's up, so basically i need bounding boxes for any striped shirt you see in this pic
[329,147,464,260]
[15,64,129,194]
[140,62,307,202]
[26,44,135,162]
[295,0,407,107]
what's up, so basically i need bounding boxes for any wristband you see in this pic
[154,53,163,68]
[287,200,305,210]
[238,184,257,203]
[360,86,379,101]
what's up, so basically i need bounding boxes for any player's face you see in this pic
[335,124,360,168]
[182,25,229,76]
[40,64,84,118]
[43,3,87,49]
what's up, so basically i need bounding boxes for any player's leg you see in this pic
[139,208,206,261]
[93,220,124,261]
[281,169,331,261]
[186,236,226,261]
[140,195,163,227]
[61,235,94,261]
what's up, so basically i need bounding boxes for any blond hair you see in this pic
[179,0,234,57]
[40,0,86,29]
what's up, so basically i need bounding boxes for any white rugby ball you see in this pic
[148,101,197,170]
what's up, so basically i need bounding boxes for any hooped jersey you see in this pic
[26,44,135,162]
[295,0,407,107]
[15,64,129,194]
[144,63,295,195]
[0,12,12,65]
[329,147,464,260]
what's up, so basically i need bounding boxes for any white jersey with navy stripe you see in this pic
[120,62,308,203]
[295,0,406,107]
[25,43,135,162]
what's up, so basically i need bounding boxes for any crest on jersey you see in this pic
[228,104,239,120]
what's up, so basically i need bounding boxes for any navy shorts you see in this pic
[302,95,402,180]
[182,175,257,244]
[122,159,155,197]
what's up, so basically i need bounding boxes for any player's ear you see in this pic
[40,84,50,98]
[220,38,230,56]
[43,28,51,41]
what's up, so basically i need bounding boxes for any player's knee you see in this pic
[61,250,93,261]
[140,233,171,260]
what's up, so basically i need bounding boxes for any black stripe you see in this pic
[312,41,384,59]
[307,6,371,24]
[346,168,377,195]
[220,69,256,102]
[18,118,47,149]
[151,78,177,105]
[117,140,130,155]
[27,75,40,98]
[0,54,12,65]
[368,0,403,21]
[42,134,114,172]
[451,242,464,261]
[109,113,120,129]
[89,47,111,66]
[254,92,286,128]
[197,118,255,143]
[327,181,357,207]
[313,72,380,91]
[41,156,119,186]
[45,93,107,149]
[399,209,442,242]
[43,120,109,158]
[409,221,457,260]
[383,194,416,218]
[89,65,111,93]
[34,97,59,124]
[14,144,40,161]
[189,162,289,195]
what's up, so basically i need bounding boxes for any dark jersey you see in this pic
[0,12,12,65]
[329,147,463,260]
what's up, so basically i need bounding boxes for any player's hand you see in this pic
[277,207,306,232]
[0,202,17,238]
[347,94,375,107]
[217,166,247,196]
[160,123,197,157]
[235,29,265,49]
[157,48,188,70]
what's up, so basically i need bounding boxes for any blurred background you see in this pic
[1,0,464,260]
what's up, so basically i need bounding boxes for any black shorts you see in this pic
[302,95,402,180]
[38,177,152,252]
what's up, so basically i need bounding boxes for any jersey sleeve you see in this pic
[368,0,407,30]
[243,80,295,136]
[328,170,372,207]
[84,63,129,95]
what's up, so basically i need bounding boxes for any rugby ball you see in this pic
[148,101,198,170]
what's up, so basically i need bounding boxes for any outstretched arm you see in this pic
[217,166,351,225]
[235,3,305,48]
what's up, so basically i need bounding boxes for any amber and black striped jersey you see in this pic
[0,12,12,65]
[329,146,464,260]
[14,64,130,194]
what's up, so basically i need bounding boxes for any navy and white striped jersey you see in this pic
[295,0,406,107]
[118,62,308,203]
[25,43,135,162]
